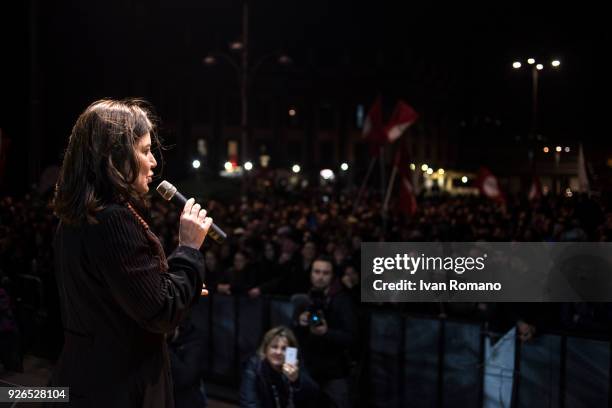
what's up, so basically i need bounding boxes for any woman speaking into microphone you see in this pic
[48,98,212,407]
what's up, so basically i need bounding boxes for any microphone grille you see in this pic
[156,180,177,201]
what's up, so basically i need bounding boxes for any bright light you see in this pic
[229,41,244,51]
[565,188,573,197]
[552,60,561,67]
[555,146,562,152]
[244,161,253,171]
[278,54,292,65]
[203,55,216,65]
[288,108,296,116]
[421,164,429,172]
[438,168,445,175]
[410,163,416,171]
[527,58,536,65]
[224,161,232,171]
[320,169,335,180]
[543,146,550,153]
[192,160,201,169]
[564,146,570,153]
[536,64,544,70]
[426,168,434,175]
[340,162,349,171]
[512,61,522,69]
[461,176,468,184]
[292,164,301,173]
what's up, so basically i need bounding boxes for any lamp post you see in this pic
[203,1,291,168]
[512,58,561,170]
[512,58,561,136]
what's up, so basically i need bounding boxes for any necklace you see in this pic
[126,202,150,230]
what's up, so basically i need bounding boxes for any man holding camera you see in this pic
[293,255,357,408]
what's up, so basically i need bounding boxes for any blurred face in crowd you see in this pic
[311,260,334,291]
[132,133,157,194]
[352,235,361,251]
[264,243,276,261]
[281,236,298,255]
[234,252,247,271]
[221,244,231,259]
[265,335,289,370]
[333,247,346,265]
[205,251,217,271]
[343,265,359,287]
[301,241,317,262]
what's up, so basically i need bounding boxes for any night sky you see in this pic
[1,1,608,192]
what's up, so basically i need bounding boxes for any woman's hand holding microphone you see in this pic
[179,198,213,295]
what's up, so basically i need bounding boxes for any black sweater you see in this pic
[48,204,205,408]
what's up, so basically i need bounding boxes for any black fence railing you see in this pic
[7,282,610,407]
[194,294,611,407]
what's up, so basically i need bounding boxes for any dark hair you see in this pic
[312,254,334,267]
[53,98,162,225]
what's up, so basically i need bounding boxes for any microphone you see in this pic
[156,180,227,244]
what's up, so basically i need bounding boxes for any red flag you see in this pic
[476,167,505,203]
[385,100,419,143]
[393,149,417,215]
[362,96,386,157]
[528,176,543,201]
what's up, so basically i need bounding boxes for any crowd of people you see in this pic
[1,179,612,406]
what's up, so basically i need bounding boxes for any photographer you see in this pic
[293,256,357,408]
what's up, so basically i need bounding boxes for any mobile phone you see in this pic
[285,347,298,365]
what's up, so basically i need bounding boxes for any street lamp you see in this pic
[203,1,291,167]
[512,57,561,136]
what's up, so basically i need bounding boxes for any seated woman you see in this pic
[240,326,318,408]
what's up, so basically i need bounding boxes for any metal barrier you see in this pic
[193,294,611,407]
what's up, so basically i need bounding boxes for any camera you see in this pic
[307,289,326,327]
[308,308,325,327]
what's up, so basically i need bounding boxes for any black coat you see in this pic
[259,254,310,296]
[48,204,205,408]
[294,289,357,382]
[239,355,318,408]
[169,317,207,408]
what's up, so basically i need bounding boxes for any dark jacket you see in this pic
[294,286,357,382]
[48,204,205,407]
[239,355,318,408]
[218,264,258,295]
[169,317,207,408]
[259,253,310,296]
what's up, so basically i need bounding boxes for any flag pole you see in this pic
[382,163,398,215]
[379,147,386,203]
[379,146,388,236]
[352,154,377,214]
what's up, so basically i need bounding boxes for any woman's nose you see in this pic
[150,154,157,168]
